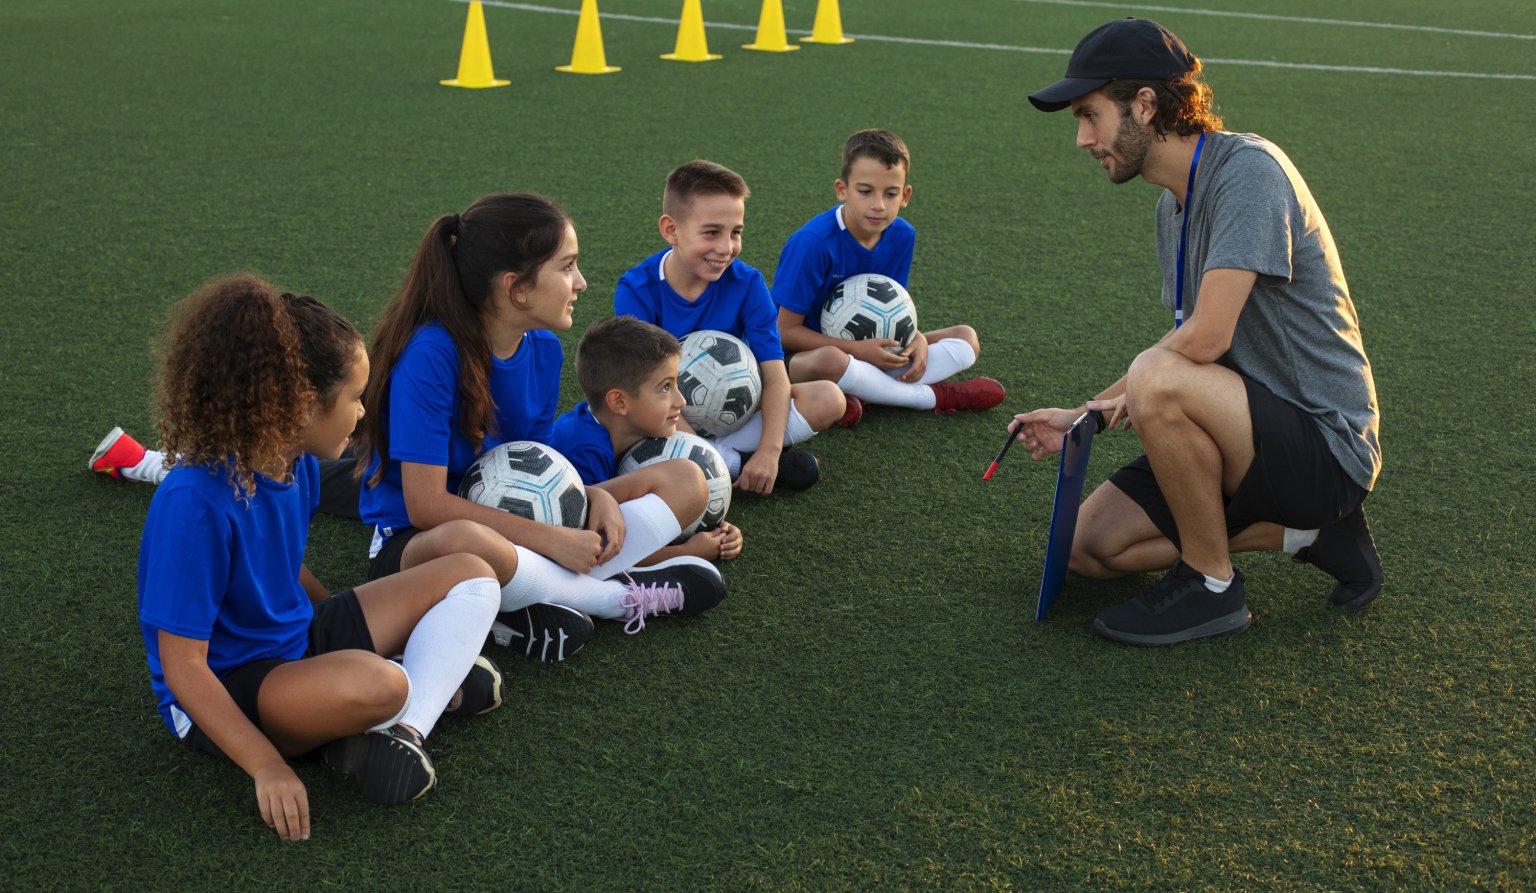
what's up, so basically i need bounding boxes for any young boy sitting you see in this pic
[613,160,846,495]
[772,129,1005,422]
[549,315,743,563]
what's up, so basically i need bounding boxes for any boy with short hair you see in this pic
[549,315,743,563]
[613,160,847,495]
[772,129,1005,420]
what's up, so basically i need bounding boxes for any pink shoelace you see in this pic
[619,577,686,635]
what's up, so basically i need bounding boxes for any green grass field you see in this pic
[4,0,1534,888]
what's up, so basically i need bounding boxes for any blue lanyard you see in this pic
[1174,130,1207,329]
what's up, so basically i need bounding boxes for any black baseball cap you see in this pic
[1028,18,1196,112]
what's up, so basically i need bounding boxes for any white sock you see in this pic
[1283,527,1319,555]
[837,357,936,410]
[591,493,682,579]
[503,545,627,620]
[1203,572,1234,593]
[710,403,818,451]
[124,449,171,485]
[714,443,743,478]
[894,338,977,386]
[396,576,499,740]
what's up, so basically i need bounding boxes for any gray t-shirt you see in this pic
[1156,131,1381,490]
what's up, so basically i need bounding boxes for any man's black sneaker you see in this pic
[1093,560,1252,646]
[609,555,725,634]
[489,603,595,662]
[736,448,821,492]
[444,655,503,717]
[322,724,436,806]
[1294,505,1383,607]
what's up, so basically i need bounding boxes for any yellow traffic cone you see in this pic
[661,0,721,62]
[801,0,854,45]
[556,0,621,74]
[742,0,800,52]
[440,1,510,89]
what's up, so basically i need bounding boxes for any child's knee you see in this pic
[792,381,847,430]
[427,520,515,582]
[339,651,410,718]
[660,458,708,516]
[790,347,848,383]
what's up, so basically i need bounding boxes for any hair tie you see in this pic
[448,213,463,239]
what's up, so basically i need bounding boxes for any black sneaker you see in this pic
[735,448,821,492]
[1294,505,1383,607]
[322,724,436,806]
[489,603,594,662]
[1093,560,1252,646]
[610,555,725,634]
[444,655,503,717]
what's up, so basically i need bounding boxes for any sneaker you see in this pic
[611,555,725,635]
[444,655,503,717]
[322,724,436,806]
[838,395,865,428]
[89,427,146,479]
[930,377,1005,414]
[1092,560,1252,646]
[1294,505,1383,607]
[735,448,821,492]
[489,603,594,662]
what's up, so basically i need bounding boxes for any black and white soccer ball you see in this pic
[677,329,761,437]
[618,431,731,539]
[821,273,919,354]
[458,440,588,529]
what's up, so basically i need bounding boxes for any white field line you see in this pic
[1012,0,1536,41]
[462,0,1536,81]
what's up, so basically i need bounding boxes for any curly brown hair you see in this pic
[155,274,362,497]
[1103,60,1224,137]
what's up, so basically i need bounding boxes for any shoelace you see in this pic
[619,578,686,635]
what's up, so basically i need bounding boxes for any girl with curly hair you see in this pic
[139,275,504,840]
[355,193,726,651]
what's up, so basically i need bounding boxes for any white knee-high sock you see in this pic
[126,450,171,485]
[896,338,976,386]
[711,403,818,452]
[396,576,499,740]
[837,357,936,409]
[502,545,628,620]
[591,493,682,579]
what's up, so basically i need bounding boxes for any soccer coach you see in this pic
[1012,18,1382,645]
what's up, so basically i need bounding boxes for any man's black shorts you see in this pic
[1108,373,1366,549]
[182,589,377,759]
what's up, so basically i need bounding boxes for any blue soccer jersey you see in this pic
[548,401,617,486]
[138,455,321,738]
[614,249,785,363]
[770,205,915,332]
[360,323,564,535]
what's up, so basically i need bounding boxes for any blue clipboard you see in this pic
[1036,410,1104,621]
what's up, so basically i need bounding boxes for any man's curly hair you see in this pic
[154,274,361,497]
[1103,59,1224,137]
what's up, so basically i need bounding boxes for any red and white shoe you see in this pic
[89,427,146,479]
[930,377,1005,414]
[838,394,865,428]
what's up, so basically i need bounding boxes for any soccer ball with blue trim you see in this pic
[458,440,588,529]
[618,431,731,538]
[678,330,761,437]
[821,274,919,354]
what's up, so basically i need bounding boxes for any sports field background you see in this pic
[3,0,1534,889]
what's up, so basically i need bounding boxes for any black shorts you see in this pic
[367,526,426,581]
[182,588,376,759]
[1108,373,1366,550]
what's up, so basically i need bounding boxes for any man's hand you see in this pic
[1012,408,1080,460]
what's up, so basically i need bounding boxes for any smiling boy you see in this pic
[613,160,846,495]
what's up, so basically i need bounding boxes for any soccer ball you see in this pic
[618,431,731,538]
[458,440,588,529]
[678,330,761,437]
[820,273,919,354]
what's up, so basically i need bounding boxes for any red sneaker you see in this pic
[838,394,864,428]
[89,427,146,479]
[930,377,1005,414]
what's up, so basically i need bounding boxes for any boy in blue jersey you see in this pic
[615,160,846,494]
[773,129,1005,420]
[550,315,743,563]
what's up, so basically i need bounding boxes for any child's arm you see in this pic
[400,461,609,574]
[777,307,908,371]
[298,565,329,604]
[158,630,310,841]
[738,360,790,495]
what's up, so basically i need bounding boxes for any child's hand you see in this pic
[547,527,608,574]
[736,450,779,496]
[896,332,930,383]
[848,338,908,371]
[254,762,310,841]
[585,487,626,564]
